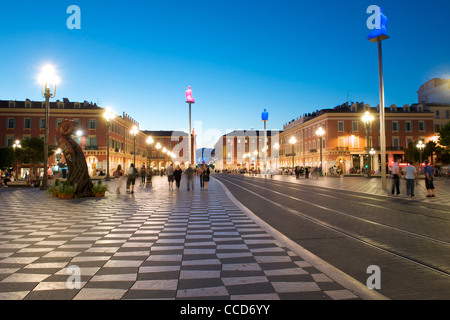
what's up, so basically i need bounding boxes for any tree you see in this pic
[0,147,16,170]
[404,140,435,163]
[404,141,419,162]
[439,122,450,147]
[438,122,450,164]
[16,138,54,175]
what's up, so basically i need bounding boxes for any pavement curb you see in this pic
[213,177,390,301]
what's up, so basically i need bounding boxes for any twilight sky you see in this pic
[1,0,449,148]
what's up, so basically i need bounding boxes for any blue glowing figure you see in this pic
[261,109,269,121]
[367,6,389,41]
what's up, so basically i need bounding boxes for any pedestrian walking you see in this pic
[185,164,194,191]
[126,163,137,194]
[174,165,182,190]
[146,167,153,186]
[139,165,146,187]
[166,163,175,190]
[423,160,436,197]
[391,158,401,196]
[198,164,204,189]
[203,165,211,190]
[403,161,417,198]
[113,165,124,194]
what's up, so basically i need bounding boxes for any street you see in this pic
[213,174,450,300]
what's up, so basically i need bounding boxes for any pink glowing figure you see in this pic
[185,86,195,103]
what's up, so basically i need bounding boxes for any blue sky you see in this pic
[1,0,449,147]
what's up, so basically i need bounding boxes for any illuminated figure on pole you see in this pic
[185,86,195,165]
[367,5,389,190]
[186,86,195,103]
[367,6,388,41]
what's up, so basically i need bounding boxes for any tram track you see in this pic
[250,175,450,217]
[213,175,450,281]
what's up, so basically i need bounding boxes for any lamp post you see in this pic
[417,140,424,174]
[103,108,115,181]
[261,109,269,174]
[13,140,22,180]
[253,150,258,173]
[38,64,60,190]
[273,142,279,173]
[369,148,376,174]
[146,136,154,168]
[185,86,195,165]
[362,111,374,177]
[367,5,389,189]
[130,125,139,166]
[315,127,325,175]
[289,136,296,172]
[155,142,162,171]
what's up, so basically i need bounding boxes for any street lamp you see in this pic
[130,125,139,165]
[38,64,60,190]
[146,136,154,168]
[273,142,279,173]
[362,111,374,177]
[369,148,376,174]
[289,136,296,171]
[13,140,22,180]
[155,142,162,171]
[103,107,115,181]
[316,127,325,175]
[253,150,258,173]
[417,140,425,174]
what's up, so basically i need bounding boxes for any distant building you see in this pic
[417,78,450,134]
[418,78,450,104]
[213,129,282,171]
[196,148,214,165]
[141,130,195,170]
[0,98,189,177]
[279,102,435,174]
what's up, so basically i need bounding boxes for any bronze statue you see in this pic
[56,119,94,197]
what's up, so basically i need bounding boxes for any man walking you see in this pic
[404,161,417,198]
[166,163,175,190]
[185,165,194,191]
[423,160,435,197]
[391,158,401,196]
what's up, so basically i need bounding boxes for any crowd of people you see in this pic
[390,158,436,198]
[1,169,41,189]
[111,163,212,194]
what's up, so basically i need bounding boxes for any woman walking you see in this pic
[173,165,183,190]
[113,165,124,194]
[203,165,211,190]
[198,165,204,189]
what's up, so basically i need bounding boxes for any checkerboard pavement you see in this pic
[0,175,379,300]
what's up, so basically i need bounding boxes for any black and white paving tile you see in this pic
[0,175,369,300]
